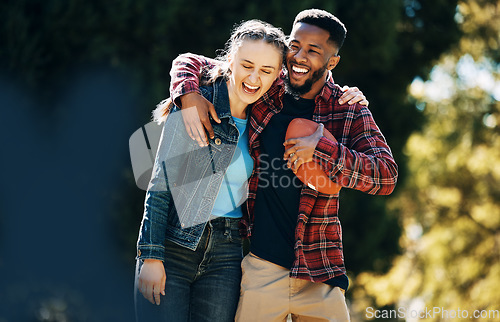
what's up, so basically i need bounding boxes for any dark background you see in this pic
[0,0,463,321]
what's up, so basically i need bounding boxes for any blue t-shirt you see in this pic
[211,116,253,218]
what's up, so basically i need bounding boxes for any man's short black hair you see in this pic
[293,9,347,52]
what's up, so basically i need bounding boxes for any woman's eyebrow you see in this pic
[242,59,276,70]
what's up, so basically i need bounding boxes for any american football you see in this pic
[285,118,342,194]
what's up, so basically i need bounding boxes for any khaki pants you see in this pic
[235,253,350,322]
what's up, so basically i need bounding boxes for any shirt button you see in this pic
[214,138,221,145]
[137,250,142,256]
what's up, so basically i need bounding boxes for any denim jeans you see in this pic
[135,217,243,322]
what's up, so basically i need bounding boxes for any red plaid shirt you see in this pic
[170,53,398,283]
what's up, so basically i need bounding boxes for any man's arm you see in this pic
[283,105,397,195]
[169,53,218,106]
[170,53,222,146]
[170,53,370,146]
[312,105,398,195]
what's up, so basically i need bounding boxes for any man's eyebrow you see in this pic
[242,59,276,69]
[309,43,323,51]
[289,39,323,51]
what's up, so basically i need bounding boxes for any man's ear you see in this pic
[327,55,340,71]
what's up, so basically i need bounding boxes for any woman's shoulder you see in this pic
[199,84,214,103]
[199,77,228,105]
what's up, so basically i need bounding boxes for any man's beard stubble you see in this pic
[284,62,328,98]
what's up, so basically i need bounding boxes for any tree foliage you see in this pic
[354,0,500,320]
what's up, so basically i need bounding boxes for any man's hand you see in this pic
[338,86,368,106]
[179,92,221,147]
[283,123,333,172]
[138,259,166,305]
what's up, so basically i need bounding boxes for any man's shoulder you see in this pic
[317,81,370,117]
[314,81,341,113]
[321,78,343,100]
[253,78,285,109]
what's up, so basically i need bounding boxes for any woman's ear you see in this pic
[274,67,283,80]
[225,58,234,76]
[227,54,234,68]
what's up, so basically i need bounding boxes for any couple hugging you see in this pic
[134,8,397,322]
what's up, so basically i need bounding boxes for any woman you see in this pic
[135,20,287,322]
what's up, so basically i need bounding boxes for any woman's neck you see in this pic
[227,80,248,119]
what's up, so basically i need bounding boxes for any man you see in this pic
[169,9,398,321]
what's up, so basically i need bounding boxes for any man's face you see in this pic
[286,22,340,99]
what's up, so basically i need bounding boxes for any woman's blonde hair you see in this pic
[207,19,287,83]
[153,19,287,123]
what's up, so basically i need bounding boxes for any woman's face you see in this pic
[227,39,282,106]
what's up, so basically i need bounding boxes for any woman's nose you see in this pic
[248,70,258,83]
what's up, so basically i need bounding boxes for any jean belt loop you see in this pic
[224,218,231,238]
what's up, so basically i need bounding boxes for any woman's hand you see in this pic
[338,86,369,106]
[138,259,166,305]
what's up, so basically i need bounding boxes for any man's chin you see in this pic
[289,79,304,88]
[285,77,312,96]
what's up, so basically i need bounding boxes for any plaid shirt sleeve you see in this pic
[169,53,219,106]
[313,102,398,195]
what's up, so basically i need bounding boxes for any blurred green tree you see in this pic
[353,0,500,320]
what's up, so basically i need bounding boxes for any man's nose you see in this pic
[294,48,307,63]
